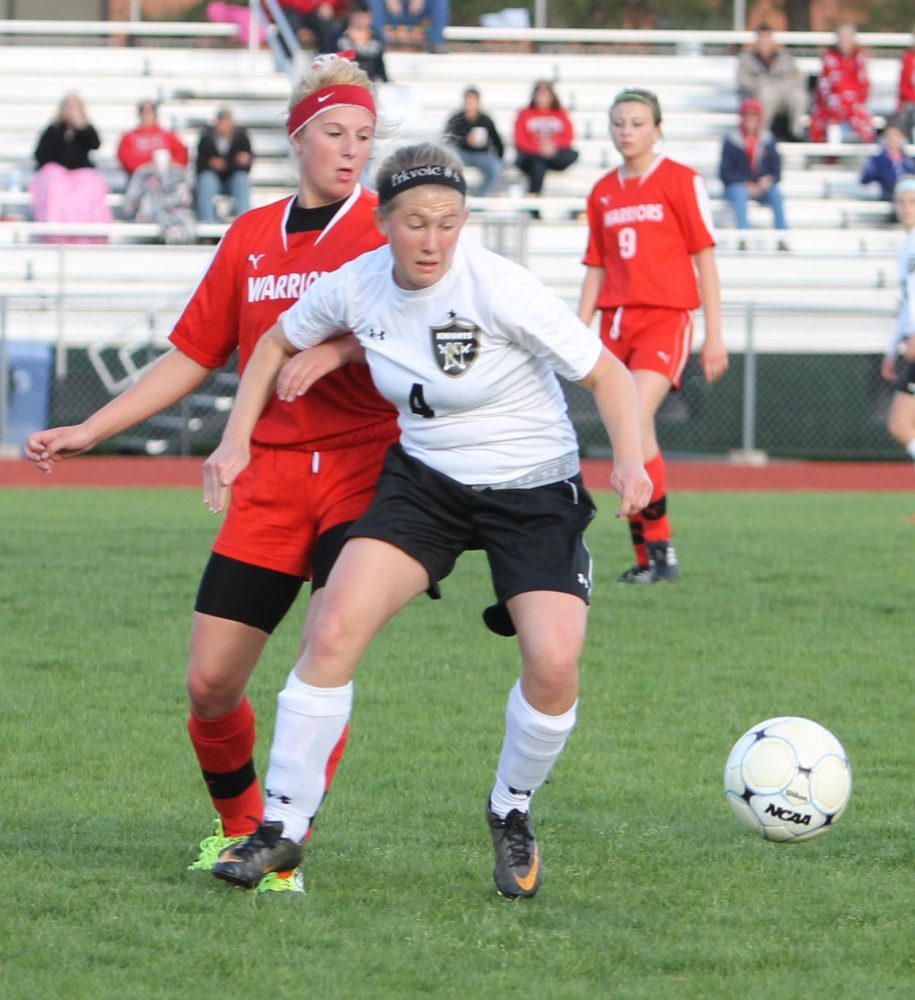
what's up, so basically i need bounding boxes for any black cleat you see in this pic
[616,563,654,584]
[647,540,679,582]
[617,541,679,584]
[487,802,542,899]
[211,820,303,890]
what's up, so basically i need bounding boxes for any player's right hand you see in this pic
[202,441,250,514]
[24,425,96,473]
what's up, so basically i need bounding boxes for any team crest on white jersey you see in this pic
[431,314,480,377]
[248,253,265,270]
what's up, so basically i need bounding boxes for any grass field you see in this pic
[1,487,912,999]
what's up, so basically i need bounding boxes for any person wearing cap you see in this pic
[880,176,915,464]
[201,139,651,899]
[736,23,808,142]
[195,108,254,222]
[25,54,400,894]
[719,96,789,243]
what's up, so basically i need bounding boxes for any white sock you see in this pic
[490,680,577,819]
[906,439,915,462]
[263,671,353,843]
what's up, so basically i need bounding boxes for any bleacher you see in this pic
[0,21,908,454]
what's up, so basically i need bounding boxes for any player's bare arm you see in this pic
[276,334,367,402]
[25,349,211,473]
[577,348,652,517]
[576,265,603,326]
[694,247,728,383]
[203,324,297,513]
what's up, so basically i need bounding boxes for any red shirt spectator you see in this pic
[117,100,189,175]
[513,80,578,196]
[809,23,874,143]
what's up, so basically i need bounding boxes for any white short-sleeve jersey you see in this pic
[281,240,602,485]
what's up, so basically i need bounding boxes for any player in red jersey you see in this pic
[578,88,728,583]
[24,55,399,891]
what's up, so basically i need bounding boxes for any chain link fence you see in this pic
[0,292,903,462]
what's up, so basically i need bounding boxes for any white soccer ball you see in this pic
[723,716,852,842]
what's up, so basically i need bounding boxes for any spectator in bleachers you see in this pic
[30,92,112,241]
[736,23,807,142]
[860,122,915,201]
[443,87,504,196]
[366,0,450,53]
[719,97,789,247]
[513,80,579,197]
[337,3,388,82]
[117,100,189,177]
[895,27,915,139]
[809,22,875,144]
[195,108,253,223]
[279,0,346,55]
[121,148,196,244]
[880,176,915,464]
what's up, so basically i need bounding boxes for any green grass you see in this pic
[0,487,912,999]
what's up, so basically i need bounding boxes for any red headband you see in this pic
[287,84,376,137]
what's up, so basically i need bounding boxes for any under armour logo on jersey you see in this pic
[248,253,265,270]
[367,326,386,340]
[430,315,480,376]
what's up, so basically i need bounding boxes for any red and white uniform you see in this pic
[171,188,399,576]
[809,46,875,143]
[582,156,715,385]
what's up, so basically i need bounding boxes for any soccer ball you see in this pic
[723,716,852,842]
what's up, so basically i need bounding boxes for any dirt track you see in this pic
[2,456,912,491]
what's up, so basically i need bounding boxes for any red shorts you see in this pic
[212,433,397,579]
[599,306,693,389]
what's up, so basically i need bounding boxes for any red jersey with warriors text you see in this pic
[582,156,716,310]
[170,189,397,449]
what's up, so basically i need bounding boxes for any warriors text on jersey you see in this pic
[280,240,602,485]
[169,188,396,450]
[582,156,716,310]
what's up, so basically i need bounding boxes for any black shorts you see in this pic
[348,444,596,606]
[893,362,915,396]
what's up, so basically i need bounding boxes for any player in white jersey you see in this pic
[881,176,915,465]
[202,142,652,900]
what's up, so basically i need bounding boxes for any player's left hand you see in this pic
[277,343,344,402]
[610,461,653,518]
[202,441,250,514]
[700,340,729,383]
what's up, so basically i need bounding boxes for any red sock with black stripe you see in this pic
[642,453,671,543]
[188,697,263,837]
